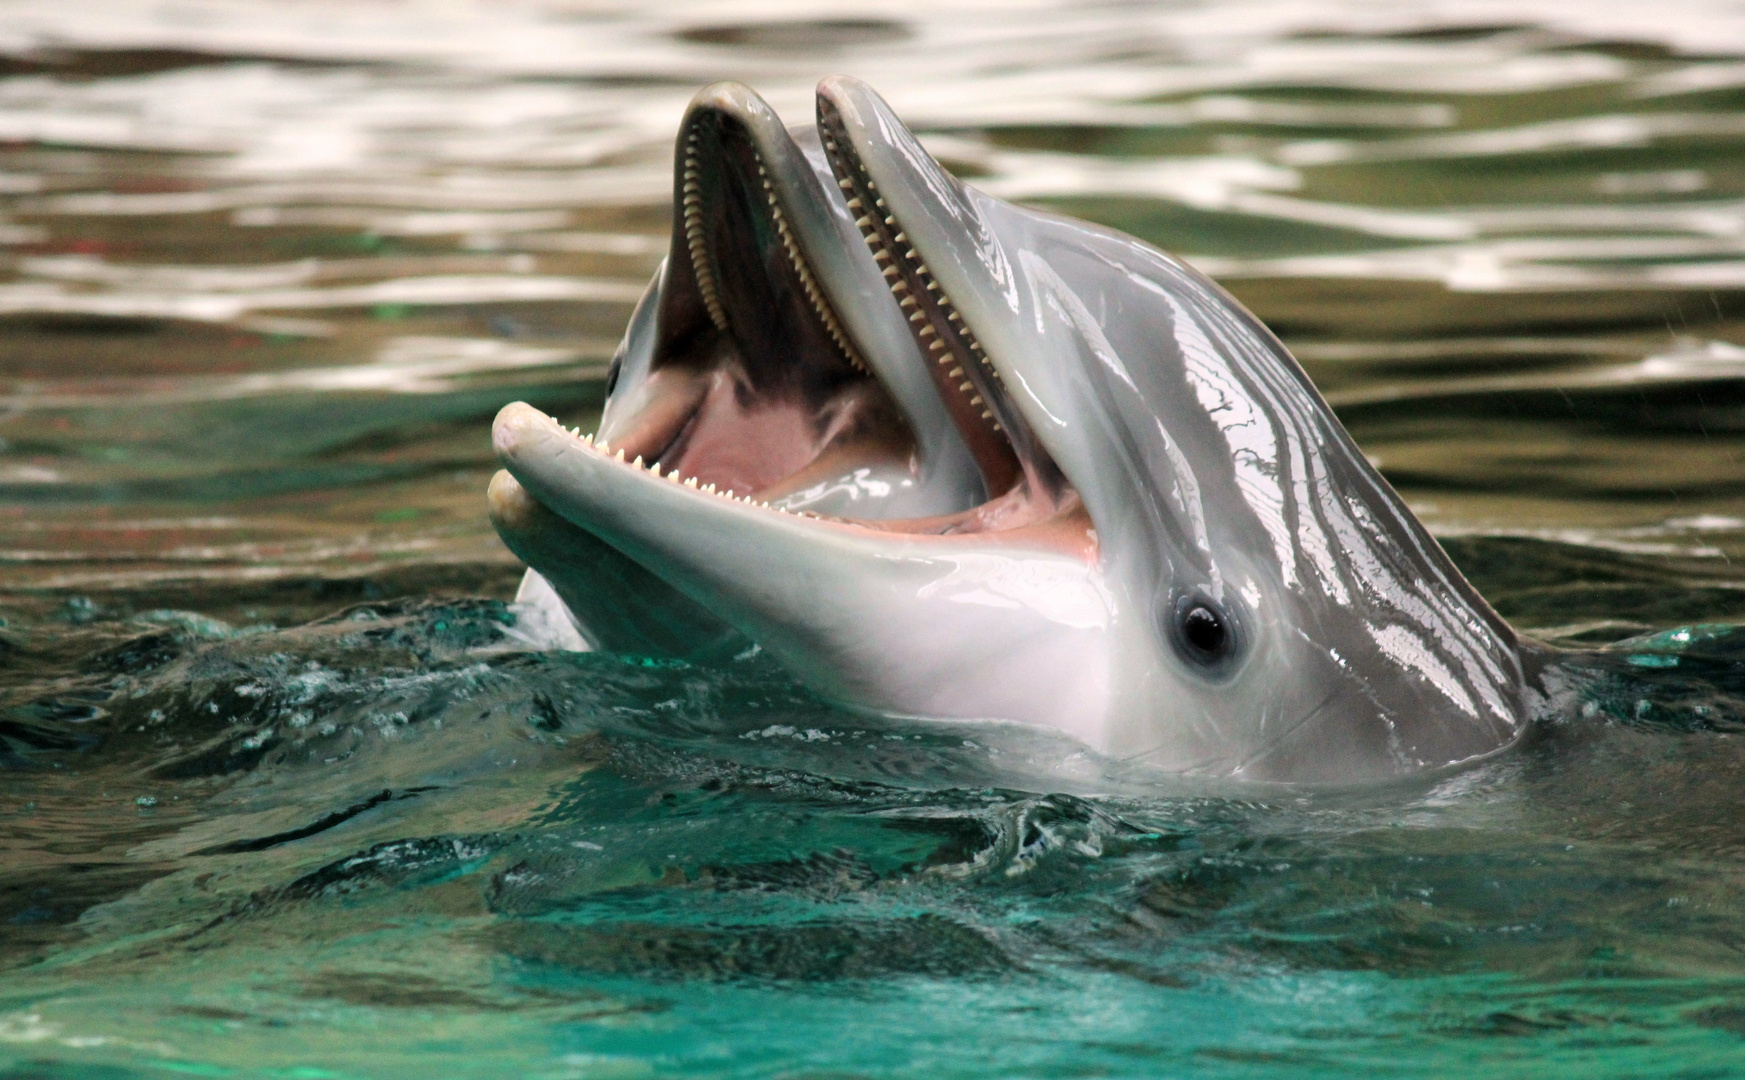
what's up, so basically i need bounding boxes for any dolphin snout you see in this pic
[493,401,549,461]
[487,469,539,530]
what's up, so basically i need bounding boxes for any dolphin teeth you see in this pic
[684,476,698,488]
[614,448,625,461]
[582,433,594,446]
[845,197,862,210]
[650,462,662,477]
[680,138,729,333]
[824,124,1012,448]
[632,455,643,469]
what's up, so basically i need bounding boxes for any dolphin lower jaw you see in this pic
[494,401,1118,743]
[486,468,742,658]
[491,80,1109,740]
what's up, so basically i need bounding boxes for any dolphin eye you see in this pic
[1183,605,1226,655]
[1171,595,1237,668]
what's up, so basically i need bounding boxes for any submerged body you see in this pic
[490,78,1562,784]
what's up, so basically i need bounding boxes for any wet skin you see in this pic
[489,78,1563,785]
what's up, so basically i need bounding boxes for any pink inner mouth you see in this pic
[579,96,1092,557]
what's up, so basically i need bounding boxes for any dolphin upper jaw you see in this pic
[493,77,1538,784]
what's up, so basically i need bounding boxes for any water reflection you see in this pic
[5,2,1745,1076]
[0,5,1735,596]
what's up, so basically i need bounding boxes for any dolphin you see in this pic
[488,77,1558,784]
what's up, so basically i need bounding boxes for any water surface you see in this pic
[6,2,1745,1076]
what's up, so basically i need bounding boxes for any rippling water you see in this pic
[7,2,1745,1076]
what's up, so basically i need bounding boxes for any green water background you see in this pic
[7,2,1745,1075]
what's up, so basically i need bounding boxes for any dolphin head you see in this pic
[493,78,1536,784]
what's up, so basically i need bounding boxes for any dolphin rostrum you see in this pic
[489,77,1558,784]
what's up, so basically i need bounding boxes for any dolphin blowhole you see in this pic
[491,77,1553,785]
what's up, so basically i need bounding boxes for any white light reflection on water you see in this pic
[0,0,1736,318]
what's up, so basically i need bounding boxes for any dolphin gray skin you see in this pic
[491,77,1560,784]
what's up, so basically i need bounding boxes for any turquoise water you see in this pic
[7,2,1745,1075]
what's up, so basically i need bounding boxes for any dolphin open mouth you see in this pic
[590,90,894,510]
[495,80,1091,559]
[491,77,1535,781]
